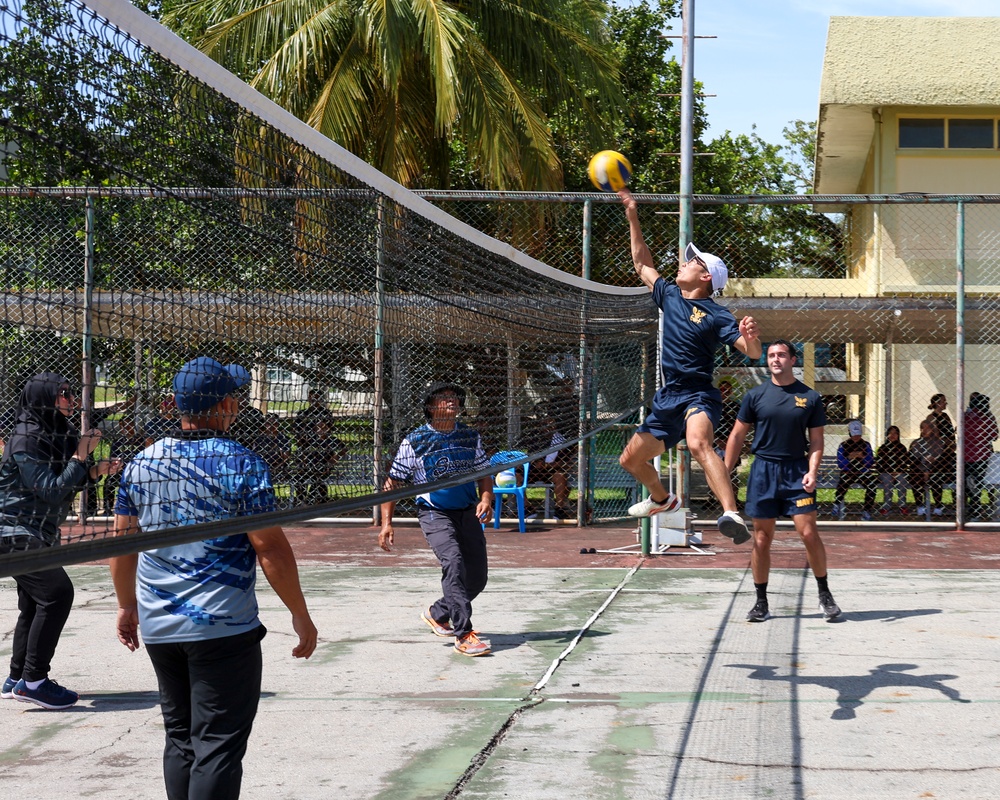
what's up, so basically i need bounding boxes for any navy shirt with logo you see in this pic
[652,278,741,390]
[737,379,827,461]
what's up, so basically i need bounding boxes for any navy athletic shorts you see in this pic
[745,456,816,520]
[637,387,721,450]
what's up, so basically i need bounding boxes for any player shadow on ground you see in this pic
[726,661,969,720]
[17,691,163,712]
[837,608,942,623]
[476,628,612,654]
[767,608,942,624]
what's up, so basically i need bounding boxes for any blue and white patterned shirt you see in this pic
[388,423,488,510]
[115,433,276,644]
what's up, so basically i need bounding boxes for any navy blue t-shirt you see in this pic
[652,278,741,390]
[737,379,826,461]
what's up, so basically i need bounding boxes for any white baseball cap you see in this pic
[685,242,728,295]
[848,420,863,436]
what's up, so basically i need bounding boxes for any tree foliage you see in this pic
[160,0,623,190]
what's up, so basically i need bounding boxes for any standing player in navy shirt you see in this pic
[724,340,841,622]
[379,382,494,657]
[617,188,760,545]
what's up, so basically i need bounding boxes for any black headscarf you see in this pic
[1,372,80,471]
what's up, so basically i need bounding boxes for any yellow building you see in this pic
[747,16,1000,445]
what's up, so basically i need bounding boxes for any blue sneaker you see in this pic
[1,676,16,699]
[13,678,79,710]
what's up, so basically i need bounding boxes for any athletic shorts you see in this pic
[745,456,816,520]
[637,387,721,450]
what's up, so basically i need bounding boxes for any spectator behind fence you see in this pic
[832,420,879,520]
[964,393,998,520]
[910,419,945,517]
[875,425,913,514]
[295,416,346,505]
[522,410,571,520]
[926,393,956,509]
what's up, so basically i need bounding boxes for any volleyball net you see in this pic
[0,0,656,576]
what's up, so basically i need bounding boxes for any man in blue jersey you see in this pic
[724,340,841,622]
[617,188,761,544]
[111,357,318,800]
[379,382,494,657]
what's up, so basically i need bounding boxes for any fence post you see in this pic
[579,198,592,526]
[79,193,96,524]
[955,201,966,529]
[373,196,386,525]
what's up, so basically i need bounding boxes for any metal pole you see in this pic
[80,194,96,523]
[679,0,695,246]
[578,199,592,526]
[372,197,386,524]
[955,201,966,530]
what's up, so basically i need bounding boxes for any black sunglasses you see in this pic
[58,387,77,399]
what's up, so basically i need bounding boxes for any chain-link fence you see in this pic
[419,191,1000,525]
[3,189,998,531]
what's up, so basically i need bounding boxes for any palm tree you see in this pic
[162,0,622,189]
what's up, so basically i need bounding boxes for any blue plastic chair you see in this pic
[490,450,530,533]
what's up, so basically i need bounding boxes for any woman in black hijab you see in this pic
[0,373,120,709]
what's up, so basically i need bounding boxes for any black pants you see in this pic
[836,470,879,512]
[419,505,488,637]
[146,626,266,800]
[1,530,74,683]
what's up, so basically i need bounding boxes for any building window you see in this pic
[949,119,994,148]
[899,117,998,149]
[899,118,944,148]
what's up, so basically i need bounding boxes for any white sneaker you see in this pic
[933,507,944,516]
[628,494,680,517]
[917,506,927,516]
[716,510,751,545]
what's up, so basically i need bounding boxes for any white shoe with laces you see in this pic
[628,494,680,517]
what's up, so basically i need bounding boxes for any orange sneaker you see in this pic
[453,631,491,657]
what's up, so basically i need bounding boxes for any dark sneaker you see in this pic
[818,591,841,621]
[746,599,770,622]
[454,631,491,657]
[13,678,79,710]
[628,494,680,517]
[1,676,16,699]
[420,608,455,637]
[716,511,751,545]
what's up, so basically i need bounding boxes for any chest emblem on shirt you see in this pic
[689,307,706,325]
[795,396,808,408]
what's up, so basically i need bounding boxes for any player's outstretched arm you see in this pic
[618,188,660,291]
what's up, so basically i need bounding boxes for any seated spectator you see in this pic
[964,392,998,519]
[832,420,879,520]
[875,425,913,514]
[522,411,571,519]
[909,419,945,517]
[295,417,346,505]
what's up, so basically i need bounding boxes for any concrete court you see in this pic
[2,520,1000,799]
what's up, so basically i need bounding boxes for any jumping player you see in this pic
[617,188,760,544]
[724,340,841,622]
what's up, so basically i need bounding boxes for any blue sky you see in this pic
[655,0,998,146]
